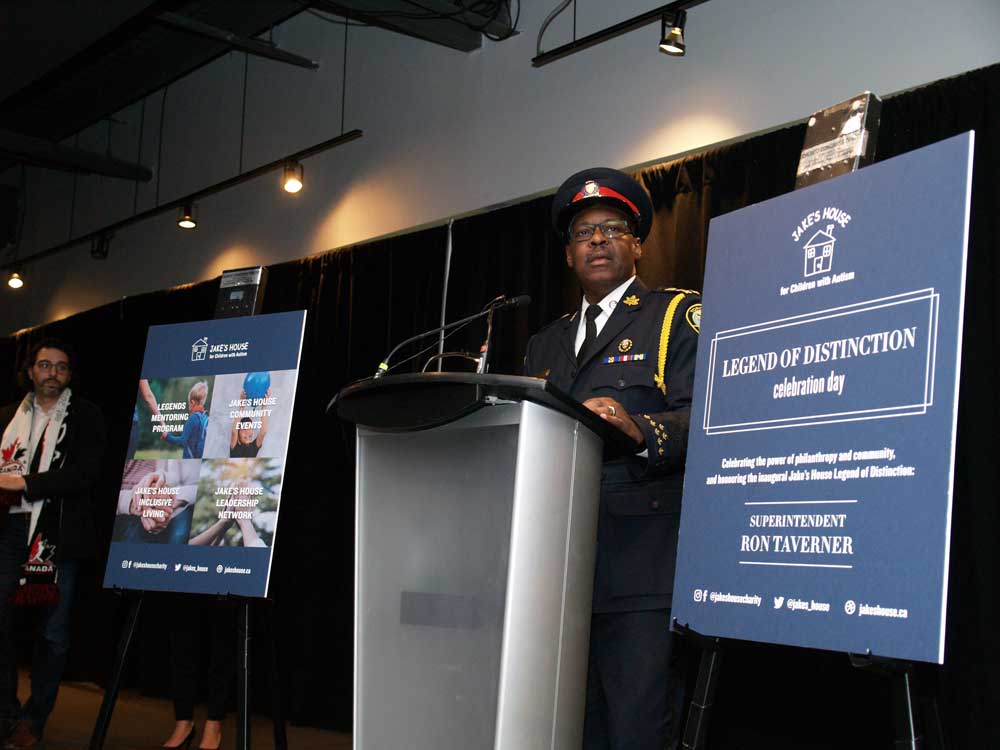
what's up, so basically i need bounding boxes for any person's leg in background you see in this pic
[199,599,235,750]
[164,596,199,749]
[0,517,28,744]
[18,559,79,734]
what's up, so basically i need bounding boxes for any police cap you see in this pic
[551,167,653,242]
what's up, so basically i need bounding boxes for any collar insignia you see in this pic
[618,338,633,353]
[622,294,640,307]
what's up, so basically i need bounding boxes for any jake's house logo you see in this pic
[782,206,855,296]
[191,337,208,362]
[803,225,836,277]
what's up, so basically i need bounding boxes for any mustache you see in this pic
[585,250,614,263]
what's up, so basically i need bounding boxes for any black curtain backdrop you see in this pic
[2,62,998,747]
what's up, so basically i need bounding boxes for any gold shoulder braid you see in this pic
[654,293,686,395]
[658,286,700,295]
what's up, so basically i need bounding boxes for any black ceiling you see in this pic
[0,0,514,161]
[0,0,306,148]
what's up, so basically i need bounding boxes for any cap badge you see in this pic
[583,180,601,196]
[623,295,640,307]
[618,338,633,353]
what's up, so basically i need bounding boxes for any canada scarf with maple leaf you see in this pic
[0,389,72,605]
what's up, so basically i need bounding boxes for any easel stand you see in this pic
[674,625,944,749]
[89,592,144,750]
[672,625,723,750]
[89,591,287,750]
[848,653,944,750]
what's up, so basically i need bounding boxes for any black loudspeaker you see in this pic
[0,185,20,250]
[795,91,882,189]
[214,266,268,318]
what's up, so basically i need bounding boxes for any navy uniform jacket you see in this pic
[524,278,700,613]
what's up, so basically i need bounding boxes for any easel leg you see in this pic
[851,654,934,750]
[268,601,287,750]
[681,638,722,750]
[892,669,923,750]
[236,601,251,750]
[89,592,143,750]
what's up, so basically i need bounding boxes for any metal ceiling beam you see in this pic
[3,128,363,270]
[0,128,152,181]
[157,12,319,70]
[312,0,512,53]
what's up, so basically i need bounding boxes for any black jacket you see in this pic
[524,278,700,612]
[0,394,106,560]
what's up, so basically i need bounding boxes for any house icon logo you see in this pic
[191,337,208,362]
[802,224,836,277]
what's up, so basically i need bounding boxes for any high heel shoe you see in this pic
[162,726,196,750]
[197,732,221,750]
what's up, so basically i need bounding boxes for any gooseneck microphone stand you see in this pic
[372,294,531,379]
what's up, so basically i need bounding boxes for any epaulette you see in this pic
[655,286,701,296]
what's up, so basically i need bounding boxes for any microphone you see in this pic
[373,294,531,378]
[496,294,531,310]
[475,294,531,375]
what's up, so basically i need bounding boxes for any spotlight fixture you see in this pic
[7,271,23,289]
[659,9,686,56]
[90,233,113,260]
[282,161,304,194]
[178,202,198,229]
[532,1,704,67]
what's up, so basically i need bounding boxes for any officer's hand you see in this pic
[582,397,643,445]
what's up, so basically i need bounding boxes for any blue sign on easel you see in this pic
[672,132,974,663]
[103,310,307,598]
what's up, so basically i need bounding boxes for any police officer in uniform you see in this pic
[524,167,700,749]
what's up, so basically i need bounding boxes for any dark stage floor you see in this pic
[24,674,351,750]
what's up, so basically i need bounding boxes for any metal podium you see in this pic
[337,374,627,750]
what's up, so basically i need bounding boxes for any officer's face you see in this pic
[565,205,642,303]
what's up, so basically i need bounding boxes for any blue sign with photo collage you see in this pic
[103,310,306,597]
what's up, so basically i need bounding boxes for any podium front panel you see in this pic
[354,400,602,749]
[356,406,517,749]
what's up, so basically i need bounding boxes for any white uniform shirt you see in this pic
[574,274,637,355]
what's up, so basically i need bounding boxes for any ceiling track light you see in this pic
[283,161,304,194]
[0,129,362,276]
[178,202,198,229]
[532,0,705,67]
[659,9,686,56]
[7,270,23,289]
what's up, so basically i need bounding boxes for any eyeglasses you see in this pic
[35,360,70,374]
[570,219,634,242]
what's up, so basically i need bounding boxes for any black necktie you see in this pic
[577,304,602,366]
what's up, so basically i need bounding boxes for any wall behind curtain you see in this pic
[3,63,998,746]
